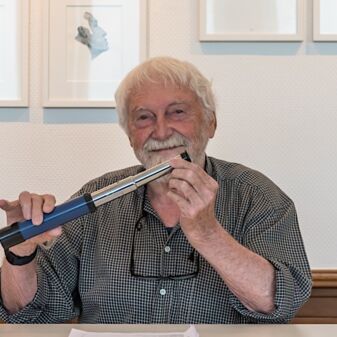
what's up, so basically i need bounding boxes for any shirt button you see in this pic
[160,288,166,296]
[164,246,171,253]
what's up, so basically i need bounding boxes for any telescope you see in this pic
[0,152,190,250]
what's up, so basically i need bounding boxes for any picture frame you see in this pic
[0,0,29,107]
[43,0,148,108]
[199,0,305,42]
[313,0,337,41]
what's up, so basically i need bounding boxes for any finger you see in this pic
[170,158,218,188]
[170,168,203,194]
[18,191,33,220]
[170,157,198,170]
[170,158,212,186]
[42,194,56,213]
[170,168,218,201]
[0,199,18,212]
[170,157,206,172]
[31,194,45,225]
[47,226,62,237]
[167,190,190,215]
[168,178,202,205]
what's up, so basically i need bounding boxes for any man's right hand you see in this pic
[0,192,61,257]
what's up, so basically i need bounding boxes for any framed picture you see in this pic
[313,0,337,41]
[0,0,29,107]
[199,0,305,41]
[43,0,147,107]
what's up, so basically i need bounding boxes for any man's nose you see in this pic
[152,116,173,140]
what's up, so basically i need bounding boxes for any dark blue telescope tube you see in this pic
[0,151,190,250]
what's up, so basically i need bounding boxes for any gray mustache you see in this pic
[144,134,189,152]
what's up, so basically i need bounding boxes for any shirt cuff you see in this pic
[229,259,303,323]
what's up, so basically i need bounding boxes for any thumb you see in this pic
[0,199,19,212]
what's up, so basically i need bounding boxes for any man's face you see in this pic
[127,83,216,168]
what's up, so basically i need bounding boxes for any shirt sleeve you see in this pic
[229,185,312,323]
[0,215,84,323]
[0,170,135,324]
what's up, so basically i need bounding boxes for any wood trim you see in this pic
[292,269,337,323]
[292,317,337,324]
[312,269,337,287]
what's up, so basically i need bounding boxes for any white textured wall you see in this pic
[1,0,336,268]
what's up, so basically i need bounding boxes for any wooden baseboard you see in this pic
[312,269,337,287]
[292,269,337,324]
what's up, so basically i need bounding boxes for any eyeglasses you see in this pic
[129,216,200,281]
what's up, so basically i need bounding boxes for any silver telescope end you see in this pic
[91,151,191,207]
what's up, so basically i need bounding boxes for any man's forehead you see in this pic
[129,85,197,104]
[126,83,203,119]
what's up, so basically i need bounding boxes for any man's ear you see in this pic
[208,112,217,139]
[128,136,134,148]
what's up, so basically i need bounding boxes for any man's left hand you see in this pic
[167,157,221,244]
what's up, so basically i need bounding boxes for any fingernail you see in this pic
[33,215,43,225]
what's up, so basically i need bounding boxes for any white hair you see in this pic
[115,56,216,134]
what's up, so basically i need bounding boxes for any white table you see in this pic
[0,324,337,337]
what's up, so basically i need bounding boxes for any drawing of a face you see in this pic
[75,11,109,59]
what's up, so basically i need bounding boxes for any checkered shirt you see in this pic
[0,156,312,323]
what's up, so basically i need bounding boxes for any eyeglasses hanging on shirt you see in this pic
[129,214,200,281]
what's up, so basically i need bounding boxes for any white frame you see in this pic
[0,0,29,107]
[199,0,305,42]
[313,0,337,41]
[43,0,148,108]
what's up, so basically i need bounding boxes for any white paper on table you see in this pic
[68,325,199,337]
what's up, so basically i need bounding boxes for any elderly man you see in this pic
[0,57,311,323]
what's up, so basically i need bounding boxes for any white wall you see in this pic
[1,0,336,269]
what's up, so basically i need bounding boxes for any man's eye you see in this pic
[138,114,150,120]
[135,112,154,121]
[168,108,186,116]
[133,112,155,127]
[167,108,187,119]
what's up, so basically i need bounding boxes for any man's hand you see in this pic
[167,157,221,244]
[167,158,276,313]
[0,192,60,256]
